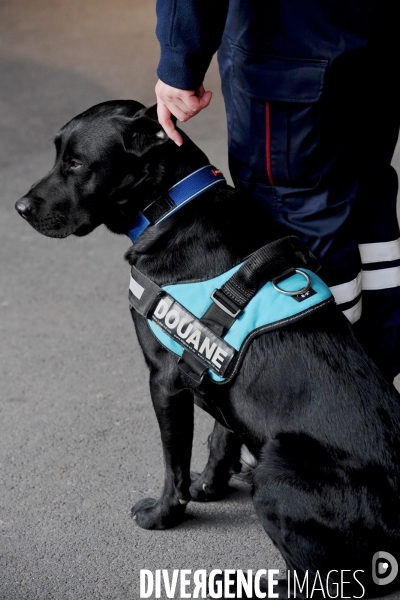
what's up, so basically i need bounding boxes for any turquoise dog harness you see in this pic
[128,237,334,385]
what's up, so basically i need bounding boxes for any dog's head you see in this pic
[15,100,178,238]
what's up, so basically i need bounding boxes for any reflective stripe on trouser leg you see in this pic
[359,238,400,264]
[330,274,362,324]
[330,239,400,323]
[360,238,400,290]
[358,239,400,381]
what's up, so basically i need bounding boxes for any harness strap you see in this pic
[179,302,238,381]
[128,266,164,317]
[218,236,320,311]
[129,236,322,384]
[179,237,320,381]
[129,265,237,380]
[128,263,237,383]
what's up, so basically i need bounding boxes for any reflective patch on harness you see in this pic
[151,296,235,376]
[129,277,145,300]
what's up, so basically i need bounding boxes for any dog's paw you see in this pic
[189,472,230,502]
[131,496,187,530]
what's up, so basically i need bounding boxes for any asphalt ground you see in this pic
[1,2,400,599]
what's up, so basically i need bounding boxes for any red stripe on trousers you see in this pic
[265,102,274,185]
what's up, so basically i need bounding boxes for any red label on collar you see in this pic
[211,168,223,177]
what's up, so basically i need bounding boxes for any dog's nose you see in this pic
[15,198,32,219]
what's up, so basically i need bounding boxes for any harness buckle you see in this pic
[177,358,206,384]
[211,289,242,318]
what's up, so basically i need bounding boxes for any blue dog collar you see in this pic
[127,165,225,243]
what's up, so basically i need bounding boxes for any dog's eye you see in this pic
[70,160,82,169]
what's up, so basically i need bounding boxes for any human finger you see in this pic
[156,101,183,146]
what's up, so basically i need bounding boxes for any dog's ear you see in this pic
[122,104,170,157]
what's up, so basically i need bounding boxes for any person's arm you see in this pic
[156,0,228,89]
[155,0,228,145]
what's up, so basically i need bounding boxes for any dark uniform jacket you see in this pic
[155,0,400,381]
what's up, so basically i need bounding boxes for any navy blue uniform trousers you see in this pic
[156,0,400,381]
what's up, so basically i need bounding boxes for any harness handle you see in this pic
[217,236,319,310]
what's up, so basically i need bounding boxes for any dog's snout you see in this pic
[15,198,33,219]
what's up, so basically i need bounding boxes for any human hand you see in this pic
[155,79,212,146]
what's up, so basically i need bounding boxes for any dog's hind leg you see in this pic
[189,421,242,501]
[132,382,194,529]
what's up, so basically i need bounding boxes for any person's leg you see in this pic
[347,13,400,382]
[218,1,400,381]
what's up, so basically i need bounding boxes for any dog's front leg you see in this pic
[190,421,242,501]
[132,379,194,530]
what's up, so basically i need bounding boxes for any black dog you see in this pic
[16,100,400,598]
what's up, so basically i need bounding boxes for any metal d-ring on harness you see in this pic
[128,236,335,385]
[271,268,312,296]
